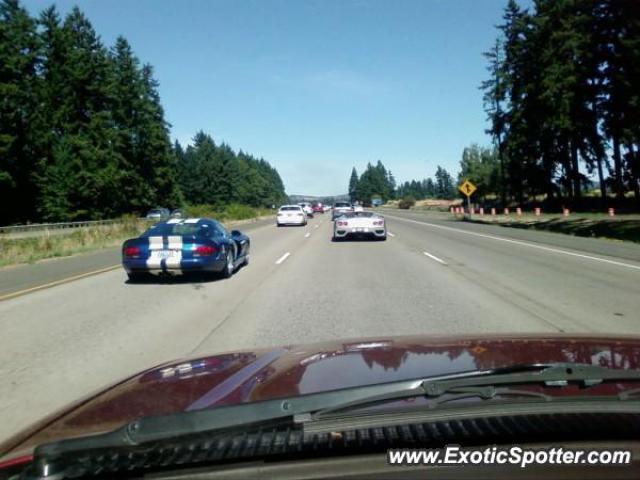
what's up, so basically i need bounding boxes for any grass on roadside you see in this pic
[462,214,640,243]
[0,205,274,268]
[0,215,148,268]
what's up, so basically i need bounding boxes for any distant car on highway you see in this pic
[312,203,324,214]
[277,205,307,227]
[331,201,353,220]
[298,202,314,218]
[145,208,170,220]
[170,208,185,219]
[353,204,364,213]
[322,204,332,212]
[333,211,386,241]
[122,218,249,281]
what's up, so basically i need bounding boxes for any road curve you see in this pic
[1,211,639,443]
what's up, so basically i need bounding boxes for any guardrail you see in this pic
[0,219,121,236]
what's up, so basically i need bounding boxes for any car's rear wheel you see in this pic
[220,250,234,278]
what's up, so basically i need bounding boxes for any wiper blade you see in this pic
[311,362,640,418]
[33,363,640,461]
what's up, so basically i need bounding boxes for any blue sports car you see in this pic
[122,218,250,281]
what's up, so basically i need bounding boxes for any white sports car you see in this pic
[333,211,386,241]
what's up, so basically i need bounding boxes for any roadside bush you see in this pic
[398,196,416,209]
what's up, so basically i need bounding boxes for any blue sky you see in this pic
[23,0,513,196]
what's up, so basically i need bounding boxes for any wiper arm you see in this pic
[311,362,640,419]
[33,363,640,461]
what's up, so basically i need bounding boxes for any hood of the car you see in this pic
[3,333,640,462]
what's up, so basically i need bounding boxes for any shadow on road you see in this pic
[125,263,249,285]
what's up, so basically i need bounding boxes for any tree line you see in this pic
[482,0,640,208]
[0,0,286,224]
[348,161,457,204]
[175,133,286,208]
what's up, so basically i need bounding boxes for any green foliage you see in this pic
[482,0,640,207]
[176,132,286,208]
[458,144,501,200]
[0,1,285,224]
[398,196,416,209]
[350,160,395,204]
[398,166,455,200]
[184,203,271,221]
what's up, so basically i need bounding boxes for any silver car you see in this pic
[332,211,386,241]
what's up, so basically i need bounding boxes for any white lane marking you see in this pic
[275,252,291,265]
[387,231,395,237]
[386,214,640,271]
[423,251,447,265]
[314,224,319,229]
[304,232,311,238]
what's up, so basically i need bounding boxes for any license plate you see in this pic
[355,227,364,232]
[152,250,177,259]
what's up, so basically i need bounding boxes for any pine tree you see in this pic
[0,0,40,223]
[348,167,358,202]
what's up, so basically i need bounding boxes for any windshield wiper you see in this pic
[34,362,640,461]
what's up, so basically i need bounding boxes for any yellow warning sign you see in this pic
[459,179,477,197]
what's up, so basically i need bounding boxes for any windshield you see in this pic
[2,0,640,473]
[143,223,212,237]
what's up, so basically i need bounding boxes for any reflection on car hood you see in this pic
[2,333,640,460]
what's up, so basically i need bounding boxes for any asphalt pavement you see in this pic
[1,210,639,443]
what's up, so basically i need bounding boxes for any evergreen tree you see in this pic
[0,0,40,223]
[348,167,358,202]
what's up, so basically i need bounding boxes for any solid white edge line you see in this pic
[275,252,291,265]
[304,232,311,238]
[386,213,640,271]
[423,251,447,265]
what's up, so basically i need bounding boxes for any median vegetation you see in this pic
[0,205,273,268]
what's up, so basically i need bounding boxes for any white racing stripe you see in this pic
[165,236,183,271]
[166,218,182,224]
[275,252,291,265]
[146,236,164,269]
[423,251,447,265]
[184,218,200,224]
[386,214,640,272]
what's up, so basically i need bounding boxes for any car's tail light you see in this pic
[373,220,384,226]
[193,245,217,256]
[124,246,140,258]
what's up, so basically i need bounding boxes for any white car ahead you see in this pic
[298,203,314,217]
[277,205,307,227]
[333,211,386,241]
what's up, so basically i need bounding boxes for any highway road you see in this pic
[1,210,640,443]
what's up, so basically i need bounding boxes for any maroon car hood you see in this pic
[3,334,640,462]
